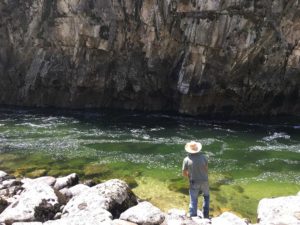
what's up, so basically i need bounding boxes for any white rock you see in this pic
[43,213,113,225]
[163,209,206,225]
[68,184,90,197]
[113,219,138,225]
[59,188,72,198]
[22,177,56,187]
[167,209,186,217]
[211,212,248,225]
[90,179,137,210]
[2,179,22,188]
[0,182,58,223]
[63,179,136,218]
[192,217,210,225]
[12,223,43,225]
[257,195,300,225]
[62,188,108,216]
[0,171,7,179]
[54,173,78,190]
[120,201,165,225]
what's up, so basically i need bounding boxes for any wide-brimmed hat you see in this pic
[185,141,202,154]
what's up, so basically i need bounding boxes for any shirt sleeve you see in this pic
[182,158,188,171]
[204,155,208,165]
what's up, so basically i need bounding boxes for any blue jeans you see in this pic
[189,181,210,218]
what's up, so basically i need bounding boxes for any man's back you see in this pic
[182,153,208,182]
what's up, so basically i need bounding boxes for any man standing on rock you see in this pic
[182,141,209,218]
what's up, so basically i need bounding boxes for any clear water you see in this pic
[0,107,299,221]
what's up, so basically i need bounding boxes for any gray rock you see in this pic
[0,182,59,223]
[257,195,300,225]
[63,179,137,218]
[54,173,79,190]
[113,219,138,225]
[211,212,248,225]
[120,201,165,225]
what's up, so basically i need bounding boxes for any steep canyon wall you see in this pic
[0,0,300,116]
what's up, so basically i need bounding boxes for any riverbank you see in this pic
[0,170,299,225]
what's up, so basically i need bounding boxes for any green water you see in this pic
[0,108,299,221]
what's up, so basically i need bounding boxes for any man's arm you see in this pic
[204,163,208,173]
[182,169,189,177]
[182,158,189,178]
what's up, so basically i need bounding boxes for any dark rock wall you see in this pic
[0,0,300,116]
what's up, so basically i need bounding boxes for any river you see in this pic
[0,107,299,221]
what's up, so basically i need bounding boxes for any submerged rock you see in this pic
[257,195,300,225]
[120,201,165,225]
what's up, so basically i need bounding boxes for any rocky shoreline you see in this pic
[0,170,299,225]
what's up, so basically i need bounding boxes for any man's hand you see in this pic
[182,170,189,178]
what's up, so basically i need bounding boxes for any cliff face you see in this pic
[0,0,300,116]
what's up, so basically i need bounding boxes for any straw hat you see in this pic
[185,141,202,154]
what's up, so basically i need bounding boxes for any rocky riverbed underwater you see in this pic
[0,170,299,225]
[0,108,299,223]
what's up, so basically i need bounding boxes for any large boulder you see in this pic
[54,174,78,190]
[120,201,165,225]
[63,179,137,218]
[257,195,300,225]
[0,182,59,224]
[211,212,248,225]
